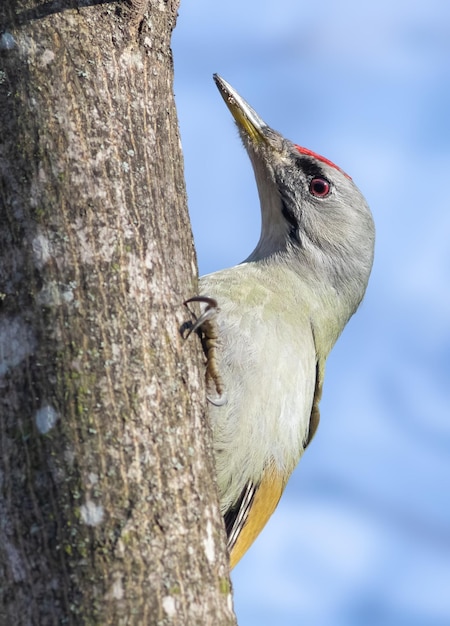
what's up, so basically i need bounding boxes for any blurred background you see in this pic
[172,2,450,624]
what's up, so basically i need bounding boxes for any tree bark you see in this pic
[0,1,235,624]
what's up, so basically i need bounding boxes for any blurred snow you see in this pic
[173,1,450,624]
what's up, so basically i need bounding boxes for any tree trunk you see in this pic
[0,1,235,624]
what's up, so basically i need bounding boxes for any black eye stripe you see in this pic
[281,201,301,245]
[276,176,302,245]
[295,156,326,180]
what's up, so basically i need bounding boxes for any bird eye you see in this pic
[309,177,330,197]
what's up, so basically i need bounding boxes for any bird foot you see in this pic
[184,296,227,406]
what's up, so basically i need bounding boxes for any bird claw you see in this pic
[184,296,219,336]
[206,392,228,407]
[184,296,227,405]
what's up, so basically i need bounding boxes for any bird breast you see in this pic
[199,263,317,513]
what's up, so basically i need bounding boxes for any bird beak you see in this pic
[213,74,268,146]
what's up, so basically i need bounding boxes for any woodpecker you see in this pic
[187,75,375,569]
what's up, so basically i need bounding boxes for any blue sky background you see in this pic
[172,2,450,624]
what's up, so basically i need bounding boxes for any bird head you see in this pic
[213,74,375,316]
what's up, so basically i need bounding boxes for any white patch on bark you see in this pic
[36,281,75,307]
[87,472,99,485]
[40,49,55,67]
[203,518,215,564]
[35,405,59,434]
[64,447,75,467]
[0,32,16,50]
[162,595,177,617]
[31,231,52,269]
[144,241,155,270]
[109,574,124,600]
[2,535,26,582]
[0,317,36,376]
[79,501,104,526]
[119,49,144,71]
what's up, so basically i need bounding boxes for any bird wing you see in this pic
[225,463,286,569]
[304,361,323,448]
[225,363,322,568]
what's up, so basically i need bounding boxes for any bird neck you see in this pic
[244,258,356,359]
